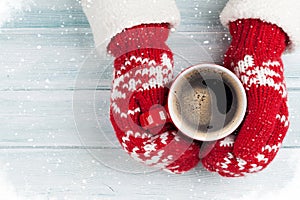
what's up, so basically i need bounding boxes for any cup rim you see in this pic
[168,63,247,141]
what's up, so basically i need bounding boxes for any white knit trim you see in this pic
[0,0,27,26]
[233,55,287,98]
[220,0,300,52]
[261,144,282,153]
[111,53,173,119]
[122,130,177,168]
[81,0,180,55]
[276,114,289,127]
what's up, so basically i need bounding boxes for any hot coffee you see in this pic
[175,71,236,131]
[168,64,247,141]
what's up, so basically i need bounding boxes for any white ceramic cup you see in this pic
[167,63,247,141]
[139,63,247,141]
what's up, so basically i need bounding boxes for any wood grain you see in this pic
[0,90,299,147]
[0,148,299,199]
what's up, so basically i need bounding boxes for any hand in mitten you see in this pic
[108,24,201,173]
[202,99,289,177]
[202,19,289,177]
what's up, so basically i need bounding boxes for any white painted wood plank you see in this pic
[1,29,299,90]
[0,29,228,90]
[0,90,299,147]
[0,30,211,90]
[0,90,110,147]
[3,0,228,33]
[0,148,299,199]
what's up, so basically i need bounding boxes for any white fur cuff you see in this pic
[220,0,300,52]
[81,0,180,54]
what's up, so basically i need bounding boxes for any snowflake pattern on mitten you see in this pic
[202,19,289,177]
[109,24,201,173]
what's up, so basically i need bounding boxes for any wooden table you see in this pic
[0,0,299,199]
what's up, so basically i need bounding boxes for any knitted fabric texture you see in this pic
[202,19,289,177]
[108,24,200,173]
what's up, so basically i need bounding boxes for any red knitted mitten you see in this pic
[108,24,200,173]
[202,19,289,176]
[202,99,289,177]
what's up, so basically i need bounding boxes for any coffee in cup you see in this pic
[140,64,247,141]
